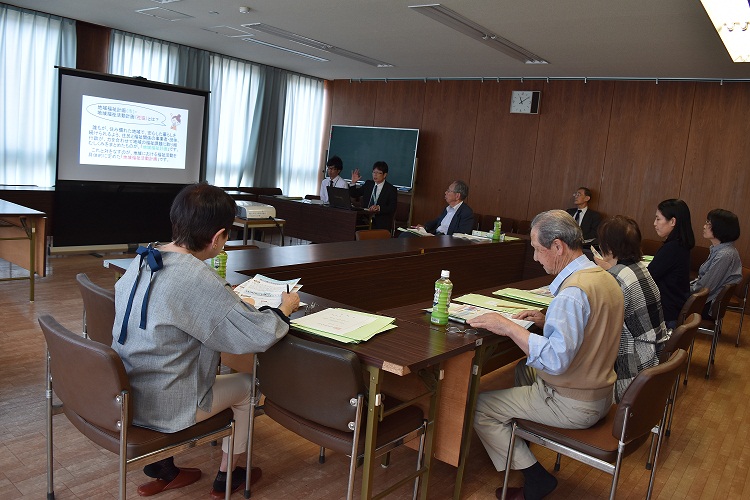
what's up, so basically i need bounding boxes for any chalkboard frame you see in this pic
[327,125,419,190]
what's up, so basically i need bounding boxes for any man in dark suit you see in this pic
[349,161,398,231]
[566,186,601,242]
[414,180,474,235]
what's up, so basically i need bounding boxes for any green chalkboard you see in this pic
[327,125,419,189]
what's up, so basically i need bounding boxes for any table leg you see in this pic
[418,364,442,500]
[453,343,492,500]
[242,223,249,245]
[29,219,35,302]
[361,365,383,499]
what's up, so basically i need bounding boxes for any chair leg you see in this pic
[645,431,657,470]
[45,351,55,500]
[684,338,695,386]
[706,322,720,379]
[381,452,391,468]
[319,447,326,464]
[736,306,745,347]
[645,406,671,499]
[412,421,427,500]
[500,422,518,500]
[244,360,259,498]
[665,375,680,436]
[554,453,561,471]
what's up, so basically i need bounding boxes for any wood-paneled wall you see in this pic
[329,79,750,264]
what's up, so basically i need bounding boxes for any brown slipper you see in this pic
[137,467,202,496]
[209,466,262,499]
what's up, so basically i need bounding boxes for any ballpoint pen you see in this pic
[286,284,290,293]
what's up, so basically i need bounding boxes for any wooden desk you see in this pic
[380,275,554,499]
[227,237,527,311]
[259,196,360,243]
[233,217,286,246]
[0,199,47,301]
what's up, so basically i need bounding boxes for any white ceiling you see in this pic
[7,0,750,81]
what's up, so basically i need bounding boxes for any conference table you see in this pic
[0,199,47,301]
[258,195,364,243]
[103,236,545,498]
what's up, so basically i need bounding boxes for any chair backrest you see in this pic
[660,313,700,363]
[76,273,116,345]
[677,287,708,326]
[733,267,750,300]
[39,314,131,432]
[516,220,532,235]
[257,335,365,432]
[690,246,710,275]
[355,229,391,241]
[640,238,662,257]
[472,212,482,231]
[614,349,687,442]
[500,217,517,234]
[709,282,737,320]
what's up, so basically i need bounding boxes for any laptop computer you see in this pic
[326,186,356,209]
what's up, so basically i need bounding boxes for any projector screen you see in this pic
[57,68,208,184]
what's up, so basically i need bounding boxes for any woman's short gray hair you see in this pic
[531,210,583,250]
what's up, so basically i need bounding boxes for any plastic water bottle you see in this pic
[430,270,453,325]
[492,217,502,242]
[212,250,228,279]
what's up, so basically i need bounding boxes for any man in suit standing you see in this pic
[566,187,601,242]
[349,161,398,231]
[406,180,474,236]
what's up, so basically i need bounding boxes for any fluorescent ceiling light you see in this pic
[242,38,329,62]
[136,7,193,22]
[241,23,393,67]
[204,26,254,38]
[148,0,182,4]
[701,0,750,62]
[409,3,548,64]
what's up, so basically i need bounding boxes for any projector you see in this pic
[235,201,277,219]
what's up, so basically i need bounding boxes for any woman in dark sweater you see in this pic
[648,199,695,328]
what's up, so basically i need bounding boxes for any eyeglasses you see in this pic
[704,220,712,227]
[445,326,477,336]
[573,192,583,197]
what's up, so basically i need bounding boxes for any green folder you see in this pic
[291,308,396,343]
[492,288,554,307]
[453,293,542,313]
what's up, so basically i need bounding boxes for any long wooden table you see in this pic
[258,195,361,243]
[379,275,553,499]
[0,199,47,301]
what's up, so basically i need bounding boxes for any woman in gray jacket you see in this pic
[112,183,299,498]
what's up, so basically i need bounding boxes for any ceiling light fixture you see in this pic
[204,25,254,37]
[701,0,750,62]
[241,23,393,67]
[136,7,193,22]
[408,3,548,64]
[241,38,329,62]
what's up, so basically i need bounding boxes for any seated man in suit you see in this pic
[566,186,601,242]
[349,161,398,231]
[469,210,623,500]
[319,155,348,204]
[402,180,474,237]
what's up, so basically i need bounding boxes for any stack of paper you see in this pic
[291,308,396,343]
[492,287,554,307]
[425,302,534,329]
[397,226,434,237]
[454,293,542,313]
[234,274,302,308]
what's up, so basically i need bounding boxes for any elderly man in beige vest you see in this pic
[469,210,624,500]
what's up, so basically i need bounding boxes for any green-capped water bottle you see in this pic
[212,250,228,279]
[492,217,502,242]
[430,270,452,325]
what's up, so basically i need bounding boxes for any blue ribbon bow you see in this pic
[117,244,163,345]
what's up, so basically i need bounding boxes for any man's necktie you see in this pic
[369,185,377,207]
[329,179,333,187]
[574,209,581,223]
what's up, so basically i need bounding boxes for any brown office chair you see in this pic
[640,238,662,257]
[645,313,701,469]
[676,287,708,386]
[697,282,737,379]
[690,246,710,277]
[516,219,532,235]
[726,266,750,347]
[500,349,688,500]
[500,217,517,234]
[41,315,237,500]
[355,229,392,240]
[76,273,116,345]
[256,335,428,500]
[472,212,483,231]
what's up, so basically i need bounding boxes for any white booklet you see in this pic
[397,226,434,237]
[234,274,302,308]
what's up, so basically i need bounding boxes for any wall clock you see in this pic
[510,90,541,114]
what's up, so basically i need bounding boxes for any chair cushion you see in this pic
[515,406,620,463]
[63,407,233,460]
[264,396,424,456]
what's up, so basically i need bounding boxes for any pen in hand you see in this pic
[286,284,290,293]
